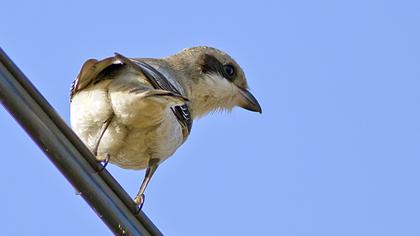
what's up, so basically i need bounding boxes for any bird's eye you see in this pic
[223,64,235,78]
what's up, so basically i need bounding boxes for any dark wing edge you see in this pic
[114,53,192,139]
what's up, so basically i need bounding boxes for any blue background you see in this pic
[1,0,420,235]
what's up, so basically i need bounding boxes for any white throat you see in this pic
[188,73,239,118]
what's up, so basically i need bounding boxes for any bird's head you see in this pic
[165,46,262,118]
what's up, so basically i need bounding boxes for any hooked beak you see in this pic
[238,88,262,113]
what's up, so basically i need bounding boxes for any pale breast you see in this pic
[71,69,185,170]
[70,82,114,150]
[101,110,184,169]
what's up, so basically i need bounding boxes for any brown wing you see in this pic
[114,53,192,136]
[70,57,122,101]
[70,53,192,139]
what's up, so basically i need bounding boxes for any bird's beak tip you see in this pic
[238,89,262,114]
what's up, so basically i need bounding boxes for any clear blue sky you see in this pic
[1,0,420,235]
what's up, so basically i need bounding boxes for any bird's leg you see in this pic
[134,158,160,211]
[93,115,114,172]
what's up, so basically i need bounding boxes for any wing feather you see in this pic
[70,53,193,139]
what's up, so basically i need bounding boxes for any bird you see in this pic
[70,46,261,209]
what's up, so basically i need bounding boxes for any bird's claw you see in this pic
[134,194,145,212]
[97,153,110,173]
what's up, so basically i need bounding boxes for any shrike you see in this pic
[70,46,261,208]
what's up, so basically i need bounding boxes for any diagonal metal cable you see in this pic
[0,47,163,236]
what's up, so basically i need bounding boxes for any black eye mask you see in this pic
[200,54,235,81]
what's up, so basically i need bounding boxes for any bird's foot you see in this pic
[134,194,145,212]
[96,153,110,173]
